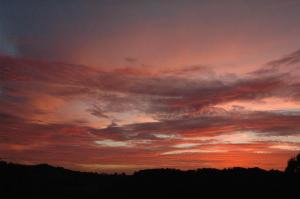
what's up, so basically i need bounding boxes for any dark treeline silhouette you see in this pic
[285,153,300,174]
[1,154,300,198]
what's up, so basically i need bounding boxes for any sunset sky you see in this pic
[1,0,300,173]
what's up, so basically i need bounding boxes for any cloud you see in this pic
[269,144,300,151]
[172,143,201,149]
[1,49,300,171]
[152,133,179,139]
[1,54,297,122]
[95,139,133,148]
[124,57,137,63]
[162,149,228,155]
[266,49,300,68]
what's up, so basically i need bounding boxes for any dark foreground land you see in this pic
[1,161,300,198]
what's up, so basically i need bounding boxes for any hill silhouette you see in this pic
[1,157,300,198]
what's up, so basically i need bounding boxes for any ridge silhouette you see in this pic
[1,154,300,198]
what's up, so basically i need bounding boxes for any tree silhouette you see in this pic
[285,153,300,174]
[1,159,300,198]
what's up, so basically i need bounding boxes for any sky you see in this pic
[1,0,300,173]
